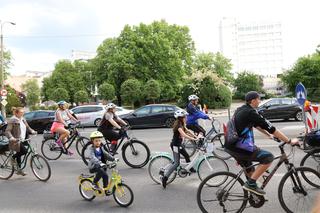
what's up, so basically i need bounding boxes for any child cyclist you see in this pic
[88,131,118,190]
[161,109,201,189]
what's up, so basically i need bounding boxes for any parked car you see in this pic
[70,105,133,127]
[257,98,303,121]
[119,104,181,128]
[24,110,55,133]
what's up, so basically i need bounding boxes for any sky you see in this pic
[1,0,320,76]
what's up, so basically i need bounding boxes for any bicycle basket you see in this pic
[306,130,320,147]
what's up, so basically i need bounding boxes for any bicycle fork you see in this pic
[289,167,307,196]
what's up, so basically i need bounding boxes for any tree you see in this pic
[21,79,40,107]
[234,71,264,99]
[144,79,161,103]
[50,88,69,102]
[98,82,115,101]
[5,86,22,115]
[0,50,12,84]
[121,79,142,107]
[74,90,89,104]
[159,81,176,102]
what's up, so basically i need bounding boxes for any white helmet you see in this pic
[174,109,188,118]
[188,94,199,101]
[106,103,116,110]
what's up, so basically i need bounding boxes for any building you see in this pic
[219,18,283,76]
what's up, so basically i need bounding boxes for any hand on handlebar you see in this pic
[289,138,300,146]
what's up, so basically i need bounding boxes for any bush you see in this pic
[74,90,89,104]
[234,71,263,100]
[50,88,69,102]
[121,79,142,106]
[144,79,161,103]
[98,82,115,101]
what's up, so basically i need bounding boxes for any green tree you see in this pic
[0,50,12,84]
[234,71,264,99]
[121,79,142,107]
[98,82,115,101]
[21,79,40,108]
[5,86,22,115]
[159,82,176,102]
[144,79,161,103]
[74,90,88,104]
[50,88,69,102]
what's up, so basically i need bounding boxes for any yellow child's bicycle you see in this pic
[78,161,134,207]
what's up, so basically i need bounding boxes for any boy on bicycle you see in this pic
[88,131,118,190]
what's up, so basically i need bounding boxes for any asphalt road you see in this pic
[0,117,318,213]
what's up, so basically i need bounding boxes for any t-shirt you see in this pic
[100,112,119,129]
[94,147,103,161]
[172,123,183,146]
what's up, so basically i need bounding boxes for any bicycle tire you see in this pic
[30,154,51,181]
[41,138,63,160]
[211,134,232,160]
[81,141,92,166]
[79,179,96,201]
[148,155,176,185]
[112,183,134,207]
[122,139,150,168]
[197,171,248,213]
[182,139,197,158]
[278,166,320,213]
[300,148,320,171]
[197,156,229,184]
[76,136,90,157]
[0,152,14,180]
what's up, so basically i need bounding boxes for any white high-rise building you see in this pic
[219,18,283,76]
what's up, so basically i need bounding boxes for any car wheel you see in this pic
[165,117,175,128]
[94,118,102,127]
[295,111,303,121]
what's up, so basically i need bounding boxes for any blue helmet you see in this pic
[57,100,66,106]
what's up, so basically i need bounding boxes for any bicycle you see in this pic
[183,119,231,160]
[41,122,90,160]
[81,126,150,168]
[148,138,229,185]
[197,138,320,213]
[78,161,134,207]
[0,137,51,181]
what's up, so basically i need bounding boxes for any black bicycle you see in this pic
[41,122,89,160]
[0,138,51,181]
[197,138,320,213]
[81,126,150,168]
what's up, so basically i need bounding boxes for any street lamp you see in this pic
[0,20,16,118]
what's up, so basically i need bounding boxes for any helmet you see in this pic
[174,109,188,118]
[106,103,116,110]
[188,95,199,101]
[57,100,66,106]
[90,131,104,139]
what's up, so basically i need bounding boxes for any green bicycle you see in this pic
[78,161,134,207]
[0,137,51,181]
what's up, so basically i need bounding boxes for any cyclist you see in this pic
[97,103,127,155]
[50,100,78,155]
[5,107,37,176]
[225,91,298,195]
[161,109,199,189]
[88,131,117,190]
[186,95,210,136]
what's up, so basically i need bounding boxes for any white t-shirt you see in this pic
[13,116,26,140]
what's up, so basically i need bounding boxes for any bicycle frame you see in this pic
[103,130,130,153]
[16,140,37,170]
[60,127,81,150]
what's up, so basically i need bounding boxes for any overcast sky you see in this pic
[1,0,320,75]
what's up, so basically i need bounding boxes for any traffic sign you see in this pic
[0,89,7,96]
[295,82,307,106]
[1,99,7,106]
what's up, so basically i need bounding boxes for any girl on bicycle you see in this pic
[50,100,78,155]
[5,107,37,176]
[97,103,127,155]
[161,109,200,189]
[88,131,117,190]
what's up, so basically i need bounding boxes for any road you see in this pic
[0,118,317,213]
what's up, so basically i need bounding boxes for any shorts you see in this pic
[50,122,64,133]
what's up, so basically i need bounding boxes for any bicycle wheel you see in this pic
[300,148,320,173]
[81,141,92,166]
[76,137,90,157]
[197,156,229,185]
[79,179,96,201]
[148,155,176,184]
[113,183,134,207]
[211,134,232,160]
[122,139,150,168]
[197,171,248,213]
[41,139,62,160]
[0,152,14,180]
[182,139,197,158]
[30,154,51,181]
[278,166,320,213]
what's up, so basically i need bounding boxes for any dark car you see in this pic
[257,98,303,121]
[24,110,55,133]
[119,104,181,128]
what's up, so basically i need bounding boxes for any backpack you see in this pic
[224,117,241,148]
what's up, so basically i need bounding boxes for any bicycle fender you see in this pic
[149,152,172,161]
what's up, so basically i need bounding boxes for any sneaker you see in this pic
[159,168,165,177]
[161,176,168,189]
[67,150,74,156]
[243,182,266,196]
[92,183,100,191]
[16,169,27,176]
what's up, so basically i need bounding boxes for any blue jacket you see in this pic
[186,102,209,125]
